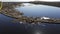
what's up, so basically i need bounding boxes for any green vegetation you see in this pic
[0,2,2,10]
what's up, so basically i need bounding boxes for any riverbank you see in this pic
[1,2,60,24]
[29,1,60,7]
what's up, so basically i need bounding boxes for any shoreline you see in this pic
[1,12,60,24]
[1,2,60,24]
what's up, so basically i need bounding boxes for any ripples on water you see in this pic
[0,14,60,34]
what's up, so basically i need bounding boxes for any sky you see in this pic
[41,0,60,1]
[1,0,60,2]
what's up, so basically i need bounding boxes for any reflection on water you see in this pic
[16,3,60,18]
[21,3,35,6]
[0,13,60,34]
[0,3,60,34]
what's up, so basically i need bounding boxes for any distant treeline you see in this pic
[29,1,60,7]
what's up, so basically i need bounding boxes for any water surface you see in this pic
[0,3,60,34]
[16,3,60,18]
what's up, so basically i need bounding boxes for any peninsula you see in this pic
[0,2,60,24]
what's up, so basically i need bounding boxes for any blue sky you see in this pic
[1,0,60,2]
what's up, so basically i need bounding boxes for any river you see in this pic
[0,3,60,34]
[16,3,60,18]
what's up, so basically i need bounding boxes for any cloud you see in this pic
[1,0,60,2]
[40,0,60,1]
